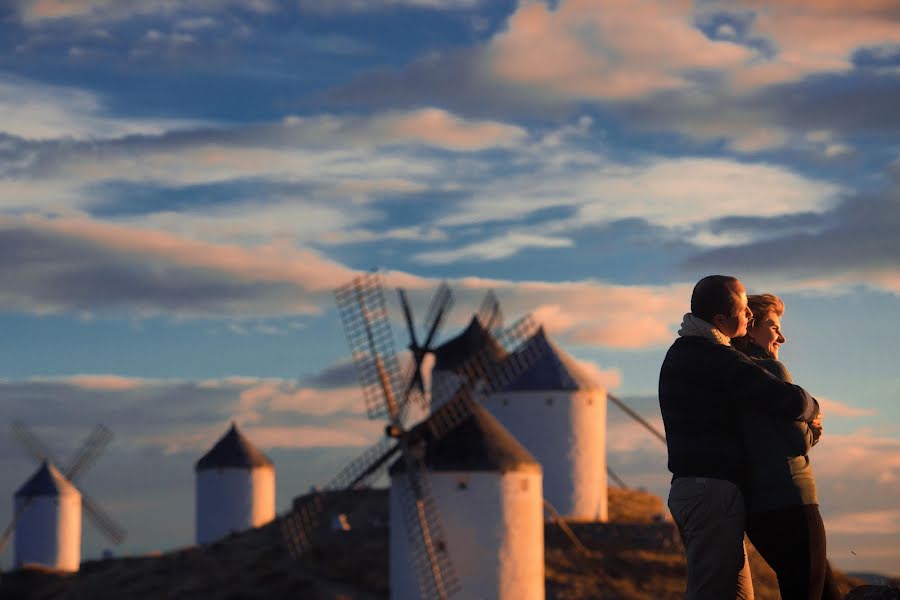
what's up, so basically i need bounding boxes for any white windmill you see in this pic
[282,273,547,600]
[0,423,126,572]
[484,327,609,521]
[432,297,667,522]
[195,422,275,545]
[388,401,544,600]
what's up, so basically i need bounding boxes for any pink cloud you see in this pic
[730,3,900,89]
[378,108,527,151]
[484,0,752,101]
[826,508,900,535]
[479,0,900,103]
[238,421,381,449]
[58,374,145,391]
[2,214,356,317]
[817,396,877,418]
[508,280,691,349]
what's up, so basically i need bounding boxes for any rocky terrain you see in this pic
[1,487,895,599]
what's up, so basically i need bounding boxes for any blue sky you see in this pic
[1,0,899,576]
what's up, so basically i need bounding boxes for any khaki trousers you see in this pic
[668,477,754,600]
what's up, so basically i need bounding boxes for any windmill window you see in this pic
[456,476,469,490]
[545,397,554,406]
[587,397,593,406]
[520,479,529,491]
[502,398,509,407]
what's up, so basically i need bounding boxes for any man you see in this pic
[659,275,818,599]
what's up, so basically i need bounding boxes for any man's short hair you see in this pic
[691,275,742,323]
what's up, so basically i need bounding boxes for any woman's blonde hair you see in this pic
[732,293,785,355]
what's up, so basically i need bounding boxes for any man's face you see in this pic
[715,284,751,339]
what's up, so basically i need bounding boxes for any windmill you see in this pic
[0,422,126,571]
[282,272,545,599]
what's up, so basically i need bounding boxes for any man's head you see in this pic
[690,275,752,339]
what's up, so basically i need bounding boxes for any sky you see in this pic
[0,0,899,577]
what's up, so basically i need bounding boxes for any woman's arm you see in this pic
[759,358,819,453]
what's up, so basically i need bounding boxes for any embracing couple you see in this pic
[659,275,842,600]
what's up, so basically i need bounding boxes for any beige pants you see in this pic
[668,477,754,600]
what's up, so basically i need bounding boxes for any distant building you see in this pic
[14,460,81,572]
[430,316,506,411]
[389,401,544,600]
[486,327,608,521]
[194,422,275,545]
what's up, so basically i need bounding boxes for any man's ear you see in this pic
[711,313,727,330]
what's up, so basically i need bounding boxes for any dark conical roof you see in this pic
[500,327,601,392]
[390,401,540,475]
[15,460,79,498]
[195,423,273,471]
[433,316,507,372]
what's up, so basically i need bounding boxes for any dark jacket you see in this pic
[659,335,818,486]
[740,346,818,511]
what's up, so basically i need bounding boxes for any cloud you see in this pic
[684,181,900,295]
[818,396,878,418]
[483,0,751,102]
[415,232,573,264]
[0,74,205,140]
[374,108,526,151]
[0,215,355,317]
[0,101,528,217]
[711,0,900,90]
[419,155,841,257]
[430,277,692,350]
[826,508,900,535]
[296,0,480,12]
[323,1,899,153]
[16,0,276,23]
[1,372,379,452]
[0,212,693,352]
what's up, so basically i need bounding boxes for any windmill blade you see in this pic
[422,282,453,350]
[400,282,454,402]
[326,436,401,492]
[335,272,405,421]
[608,393,666,445]
[428,314,542,430]
[63,424,113,483]
[477,289,503,332]
[82,493,126,546]
[395,444,460,600]
[607,466,628,489]
[282,491,325,560]
[282,436,400,559]
[398,288,420,350]
[11,421,64,467]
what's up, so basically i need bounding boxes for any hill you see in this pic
[0,487,890,599]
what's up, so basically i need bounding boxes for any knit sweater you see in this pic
[659,315,818,486]
[740,344,819,512]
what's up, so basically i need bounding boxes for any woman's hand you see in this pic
[809,412,823,444]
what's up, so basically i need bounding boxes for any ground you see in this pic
[0,487,893,599]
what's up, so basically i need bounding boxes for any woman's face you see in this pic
[748,310,786,358]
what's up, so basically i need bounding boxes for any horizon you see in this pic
[0,0,898,578]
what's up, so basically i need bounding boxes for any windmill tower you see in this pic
[282,273,546,599]
[195,422,275,545]
[0,423,126,572]
[484,327,608,521]
[389,401,543,600]
[13,461,81,571]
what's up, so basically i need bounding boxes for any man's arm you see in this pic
[728,349,819,421]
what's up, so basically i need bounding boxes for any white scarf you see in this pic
[677,313,732,346]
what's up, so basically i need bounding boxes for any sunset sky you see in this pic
[1,0,899,576]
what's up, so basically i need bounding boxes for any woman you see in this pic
[733,293,841,600]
